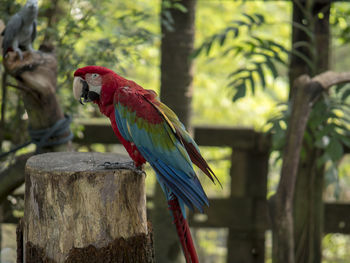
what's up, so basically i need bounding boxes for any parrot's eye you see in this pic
[91,73,99,79]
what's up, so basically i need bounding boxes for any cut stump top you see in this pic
[26,151,131,173]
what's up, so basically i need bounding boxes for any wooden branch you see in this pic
[2,44,69,144]
[312,71,350,90]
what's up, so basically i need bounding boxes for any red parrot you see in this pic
[73,66,221,263]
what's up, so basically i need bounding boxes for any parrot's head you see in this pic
[26,0,38,9]
[73,66,116,105]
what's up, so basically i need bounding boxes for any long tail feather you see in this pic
[168,197,199,263]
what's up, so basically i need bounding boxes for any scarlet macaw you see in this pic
[73,66,220,263]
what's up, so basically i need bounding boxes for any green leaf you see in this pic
[253,13,265,24]
[248,73,255,94]
[228,68,247,79]
[335,83,348,94]
[232,20,249,28]
[173,3,187,13]
[242,13,256,24]
[233,83,246,101]
[326,139,344,162]
[291,21,314,40]
[339,136,350,148]
[290,48,315,72]
[219,33,227,46]
[255,62,266,88]
[264,57,278,78]
[341,89,350,101]
[206,40,214,55]
[317,152,331,168]
[190,47,202,58]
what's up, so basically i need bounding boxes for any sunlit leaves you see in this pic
[192,13,265,58]
[193,13,291,101]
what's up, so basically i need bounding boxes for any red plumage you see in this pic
[74,66,221,262]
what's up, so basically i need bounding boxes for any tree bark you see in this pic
[292,2,330,263]
[22,152,154,263]
[0,49,72,203]
[154,1,197,262]
[160,0,196,128]
[288,1,313,99]
[272,70,350,263]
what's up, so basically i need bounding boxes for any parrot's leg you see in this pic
[11,39,23,60]
[25,43,35,53]
[99,161,145,176]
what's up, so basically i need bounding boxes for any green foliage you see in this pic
[0,0,158,157]
[331,3,350,44]
[193,13,290,101]
[161,0,187,32]
[41,0,156,114]
[267,86,350,199]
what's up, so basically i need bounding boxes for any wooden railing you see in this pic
[2,120,350,263]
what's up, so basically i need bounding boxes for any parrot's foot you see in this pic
[13,48,23,60]
[99,161,145,176]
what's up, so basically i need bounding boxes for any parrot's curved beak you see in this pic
[73,77,100,105]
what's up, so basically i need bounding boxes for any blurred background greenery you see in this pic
[1,0,350,262]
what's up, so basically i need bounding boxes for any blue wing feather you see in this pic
[113,91,209,215]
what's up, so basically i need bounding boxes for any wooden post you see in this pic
[21,152,154,263]
[226,133,269,263]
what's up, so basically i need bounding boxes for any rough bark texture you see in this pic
[288,1,313,99]
[160,0,196,128]
[0,48,71,203]
[155,1,197,262]
[23,152,153,263]
[272,70,350,263]
[293,3,330,263]
[273,75,314,263]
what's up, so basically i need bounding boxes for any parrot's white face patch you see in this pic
[85,73,102,95]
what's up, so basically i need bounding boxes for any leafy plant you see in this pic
[267,84,350,197]
[193,13,290,101]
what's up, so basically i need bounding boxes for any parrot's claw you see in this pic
[99,161,145,176]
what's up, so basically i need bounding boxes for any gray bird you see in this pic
[1,0,38,60]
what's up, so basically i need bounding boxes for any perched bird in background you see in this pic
[73,65,221,263]
[2,0,38,60]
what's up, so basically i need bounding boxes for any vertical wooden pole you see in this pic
[22,152,154,263]
[227,134,269,263]
[0,203,3,252]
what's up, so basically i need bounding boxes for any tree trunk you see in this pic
[21,152,154,263]
[160,0,196,128]
[154,1,197,262]
[293,2,330,263]
[272,75,315,263]
[288,1,313,99]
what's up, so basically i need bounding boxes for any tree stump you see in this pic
[21,152,153,263]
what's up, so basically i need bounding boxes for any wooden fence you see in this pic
[2,121,350,262]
